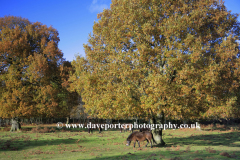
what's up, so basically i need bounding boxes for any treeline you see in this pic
[1,117,240,128]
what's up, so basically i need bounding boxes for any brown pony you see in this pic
[126,131,155,148]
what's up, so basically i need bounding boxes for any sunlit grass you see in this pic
[0,125,240,160]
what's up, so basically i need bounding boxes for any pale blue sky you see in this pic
[1,0,239,62]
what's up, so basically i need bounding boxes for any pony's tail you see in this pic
[151,133,157,144]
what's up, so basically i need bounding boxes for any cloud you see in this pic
[89,0,109,13]
[92,0,98,4]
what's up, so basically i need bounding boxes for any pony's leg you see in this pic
[145,139,149,147]
[138,141,140,147]
[134,141,136,148]
[150,139,152,148]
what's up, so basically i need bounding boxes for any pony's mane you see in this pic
[127,131,138,140]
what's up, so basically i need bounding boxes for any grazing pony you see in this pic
[126,131,155,148]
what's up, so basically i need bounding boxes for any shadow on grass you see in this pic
[87,148,239,160]
[0,135,92,151]
[164,131,240,148]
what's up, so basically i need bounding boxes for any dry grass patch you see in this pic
[31,126,56,133]
[219,152,232,158]
[193,150,199,154]
[205,147,216,153]
[185,145,191,152]
[169,157,182,160]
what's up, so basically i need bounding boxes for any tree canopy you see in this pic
[69,0,240,121]
[0,16,78,119]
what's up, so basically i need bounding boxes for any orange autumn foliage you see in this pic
[0,16,78,118]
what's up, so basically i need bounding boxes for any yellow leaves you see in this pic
[97,13,103,19]
[67,0,240,120]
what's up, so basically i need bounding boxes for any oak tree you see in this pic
[69,0,240,145]
[0,16,78,128]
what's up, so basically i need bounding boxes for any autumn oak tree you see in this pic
[70,0,240,145]
[0,16,78,129]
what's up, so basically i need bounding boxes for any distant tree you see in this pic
[0,16,78,129]
[69,0,240,145]
[58,60,80,124]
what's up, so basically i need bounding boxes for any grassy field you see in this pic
[0,124,240,160]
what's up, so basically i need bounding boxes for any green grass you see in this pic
[0,125,240,160]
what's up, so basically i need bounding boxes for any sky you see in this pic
[1,0,240,62]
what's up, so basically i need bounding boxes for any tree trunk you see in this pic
[150,111,165,146]
[66,117,70,124]
[183,119,188,125]
[195,121,202,131]
[10,118,21,132]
